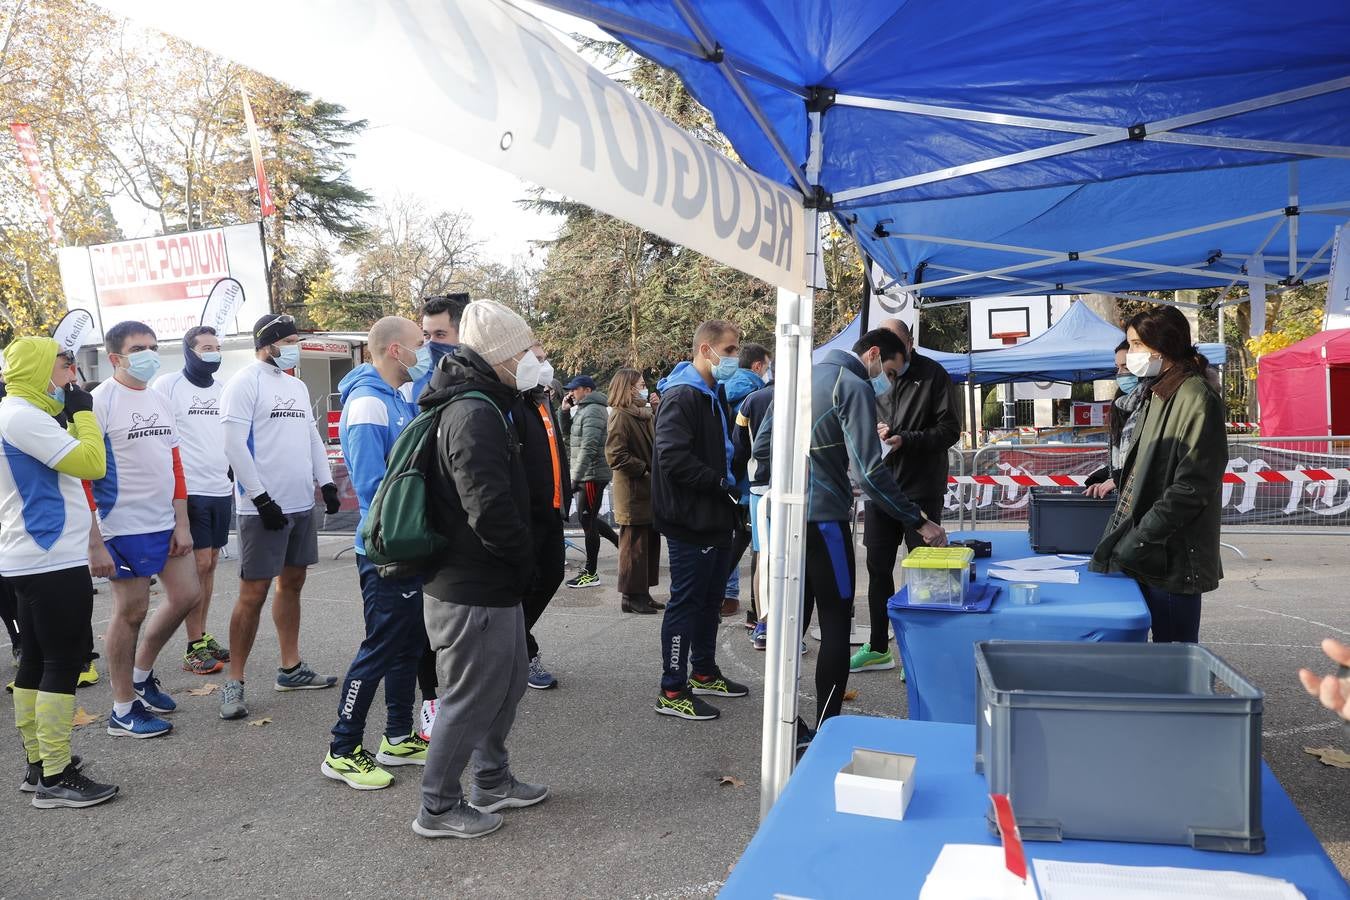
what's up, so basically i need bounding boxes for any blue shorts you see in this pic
[187,494,233,550]
[105,530,173,580]
[749,493,766,553]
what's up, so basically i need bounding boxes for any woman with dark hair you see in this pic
[604,368,663,614]
[1090,306,1226,643]
[1084,340,1142,498]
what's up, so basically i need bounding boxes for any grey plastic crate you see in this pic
[974,640,1265,853]
[1027,489,1115,554]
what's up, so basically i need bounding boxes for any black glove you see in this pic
[62,383,94,416]
[321,483,341,515]
[252,492,288,531]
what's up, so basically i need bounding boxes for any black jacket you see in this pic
[876,351,960,502]
[732,383,774,492]
[652,365,737,548]
[511,387,571,530]
[420,347,534,604]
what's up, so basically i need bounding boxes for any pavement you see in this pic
[0,528,1347,899]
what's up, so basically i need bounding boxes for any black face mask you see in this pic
[183,347,221,387]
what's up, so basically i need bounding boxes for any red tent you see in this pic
[1258,330,1350,441]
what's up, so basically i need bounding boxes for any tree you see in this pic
[349,196,481,315]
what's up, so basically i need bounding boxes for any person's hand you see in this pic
[918,521,948,547]
[1298,638,1350,722]
[170,521,193,558]
[88,539,115,578]
[321,482,341,515]
[884,434,903,449]
[562,395,575,409]
[877,423,890,440]
[252,492,289,531]
[1084,479,1115,498]
[62,382,94,416]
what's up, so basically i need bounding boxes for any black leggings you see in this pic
[417,641,438,703]
[525,520,566,660]
[0,574,19,649]
[11,566,94,695]
[801,521,856,728]
[577,481,618,574]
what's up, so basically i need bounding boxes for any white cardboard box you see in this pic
[834,748,917,820]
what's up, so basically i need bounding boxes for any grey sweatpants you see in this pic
[419,595,528,813]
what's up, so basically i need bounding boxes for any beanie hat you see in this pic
[458,300,534,366]
[253,313,298,349]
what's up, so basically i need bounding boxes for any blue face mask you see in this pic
[47,382,65,407]
[274,344,301,370]
[712,355,739,382]
[199,351,222,365]
[124,349,161,383]
[404,343,433,381]
[870,371,891,397]
[1116,374,1140,395]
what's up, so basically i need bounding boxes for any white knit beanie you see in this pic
[458,300,534,366]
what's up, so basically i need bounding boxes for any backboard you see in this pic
[969,295,1067,352]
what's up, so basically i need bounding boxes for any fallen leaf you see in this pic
[248,717,272,727]
[1263,557,1274,562]
[71,707,101,727]
[843,688,860,702]
[186,683,219,697]
[1304,746,1350,768]
[719,775,745,788]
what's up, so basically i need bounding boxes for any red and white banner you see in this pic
[9,122,59,244]
[239,86,276,217]
[950,469,1350,487]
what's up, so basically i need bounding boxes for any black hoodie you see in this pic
[419,347,534,604]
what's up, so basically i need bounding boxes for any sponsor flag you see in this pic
[239,86,276,217]
[9,122,59,244]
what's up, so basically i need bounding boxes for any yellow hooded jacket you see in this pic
[1,336,105,480]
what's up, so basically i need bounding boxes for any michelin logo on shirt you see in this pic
[188,396,219,416]
[128,413,173,440]
[270,396,306,420]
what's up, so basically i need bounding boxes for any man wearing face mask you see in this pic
[413,300,546,840]
[321,316,431,790]
[410,293,469,405]
[217,313,340,721]
[754,329,947,734]
[851,318,961,677]
[88,321,203,739]
[152,325,233,675]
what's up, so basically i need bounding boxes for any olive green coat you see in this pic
[605,404,654,525]
[1090,368,1226,595]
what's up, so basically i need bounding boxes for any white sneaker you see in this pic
[417,699,437,743]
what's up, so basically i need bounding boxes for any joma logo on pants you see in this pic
[340,679,362,718]
[669,636,681,670]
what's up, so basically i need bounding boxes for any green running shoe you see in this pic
[201,633,230,662]
[655,689,720,720]
[322,746,393,790]
[376,733,428,767]
[849,643,900,675]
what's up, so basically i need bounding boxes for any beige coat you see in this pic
[605,404,654,525]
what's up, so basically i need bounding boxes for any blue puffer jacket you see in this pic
[338,364,418,555]
[722,367,765,412]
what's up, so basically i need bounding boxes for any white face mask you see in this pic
[512,351,543,392]
[536,359,554,390]
[1125,350,1163,378]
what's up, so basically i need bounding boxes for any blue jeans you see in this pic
[661,538,733,692]
[330,556,425,755]
[1139,584,1201,643]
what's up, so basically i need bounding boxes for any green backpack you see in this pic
[360,390,503,578]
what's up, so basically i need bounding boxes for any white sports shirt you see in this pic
[152,371,232,497]
[220,360,332,515]
[0,397,92,576]
[89,379,180,539]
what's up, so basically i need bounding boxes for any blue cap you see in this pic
[564,375,596,390]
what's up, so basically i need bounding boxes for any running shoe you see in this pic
[274,661,337,691]
[655,689,720,720]
[375,733,428,767]
[690,671,750,698]
[77,660,99,687]
[133,671,176,713]
[219,679,247,720]
[848,643,898,674]
[417,699,437,743]
[412,801,503,839]
[321,746,393,790]
[183,640,223,675]
[468,775,549,813]
[527,655,558,690]
[564,571,600,589]
[202,633,230,662]
[20,755,82,793]
[107,700,172,739]
[751,621,767,650]
[31,764,118,809]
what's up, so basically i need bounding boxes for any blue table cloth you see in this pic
[723,716,1349,899]
[888,531,1151,724]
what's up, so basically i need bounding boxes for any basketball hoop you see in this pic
[990,331,1029,346]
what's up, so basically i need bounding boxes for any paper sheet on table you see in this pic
[1033,859,1306,900]
[997,555,1090,571]
[918,845,1038,900]
[988,568,1080,585]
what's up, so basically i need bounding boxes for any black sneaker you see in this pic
[31,765,118,809]
[795,717,816,759]
[655,689,720,720]
[19,754,82,793]
[689,671,750,698]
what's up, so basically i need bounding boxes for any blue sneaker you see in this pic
[527,655,558,690]
[107,700,172,739]
[751,621,767,651]
[133,671,176,713]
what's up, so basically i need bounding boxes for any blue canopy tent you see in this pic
[810,316,969,375]
[535,0,1350,810]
